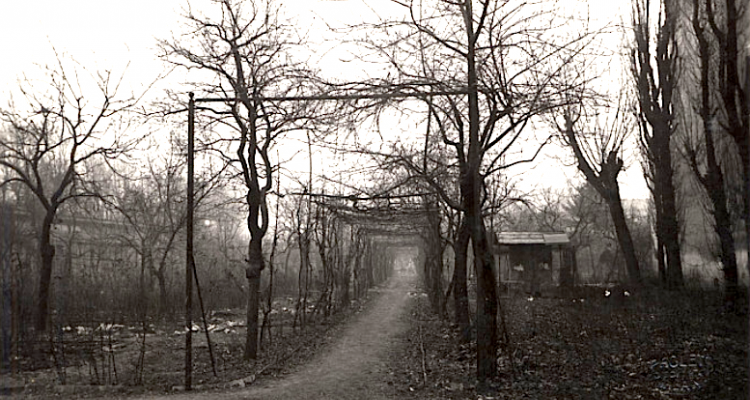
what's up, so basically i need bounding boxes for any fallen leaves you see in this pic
[387,287,748,399]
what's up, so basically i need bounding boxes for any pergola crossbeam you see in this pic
[195,89,469,103]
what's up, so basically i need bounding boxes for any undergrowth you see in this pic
[389,286,749,399]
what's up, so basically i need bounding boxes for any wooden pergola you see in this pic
[183,87,468,388]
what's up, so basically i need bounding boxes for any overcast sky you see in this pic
[0,0,648,200]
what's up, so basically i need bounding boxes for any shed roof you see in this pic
[495,232,570,245]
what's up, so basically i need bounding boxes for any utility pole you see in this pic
[185,92,195,390]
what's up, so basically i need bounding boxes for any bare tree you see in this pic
[105,142,224,317]
[631,0,683,288]
[161,0,324,359]
[552,99,643,285]
[682,0,744,301]
[707,0,749,277]
[446,203,471,342]
[0,59,141,333]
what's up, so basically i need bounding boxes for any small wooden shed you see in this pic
[493,232,574,295]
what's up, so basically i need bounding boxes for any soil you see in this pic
[120,269,419,400]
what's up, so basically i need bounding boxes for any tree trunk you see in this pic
[633,0,683,290]
[606,189,642,285]
[34,210,56,333]
[721,1,749,282]
[463,0,498,383]
[156,267,168,317]
[656,240,667,287]
[660,186,683,289]
[453,220,471,342]
[426,202,444,315]
[705,127,739,303]
[244,238,263,360]
[655,137,683,289]
[1,204,14,367]
[735,72,749,280]
[460,159,498,383]
[473,223,498,382]
[715,202,739,299]
[565,116,642,287]
[140,245,147,320]
[652,152,683,289]
[744,166,750,281]
[742,130,750,280]
[654,198,667,286]
[692,7,740,303]
[703,130,739,300]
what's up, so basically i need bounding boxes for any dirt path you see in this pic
[129,270,417,400]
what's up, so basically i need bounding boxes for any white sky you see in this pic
[0,0,649,200]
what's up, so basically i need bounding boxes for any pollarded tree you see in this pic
[552,98,643,285]
[0,60,141,333]
[161,0,326,359]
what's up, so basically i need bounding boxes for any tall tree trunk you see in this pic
[606,188,642,285]
[156,266,168,317]
[654,197,668,286]
[461,167,499,381]
[140,243,148,320]
[692,4,740,302]
[702,125,738,299]
[744,163,750,280]
[35,210,56,332]
[463,0,498,382]
[740,56,749,277]
[742,124,750,279]
[244,238,263,360]
[633,0,683,289]
[658,161,683,289]
[727,20,750,282]
[425,199,444,315]
[653,133,683,289]
[472,221,498,382]
[453,220,471,342]
[460,154,498,382]
[0,204,15,368]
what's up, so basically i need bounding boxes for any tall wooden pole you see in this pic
[185,92,195,390]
